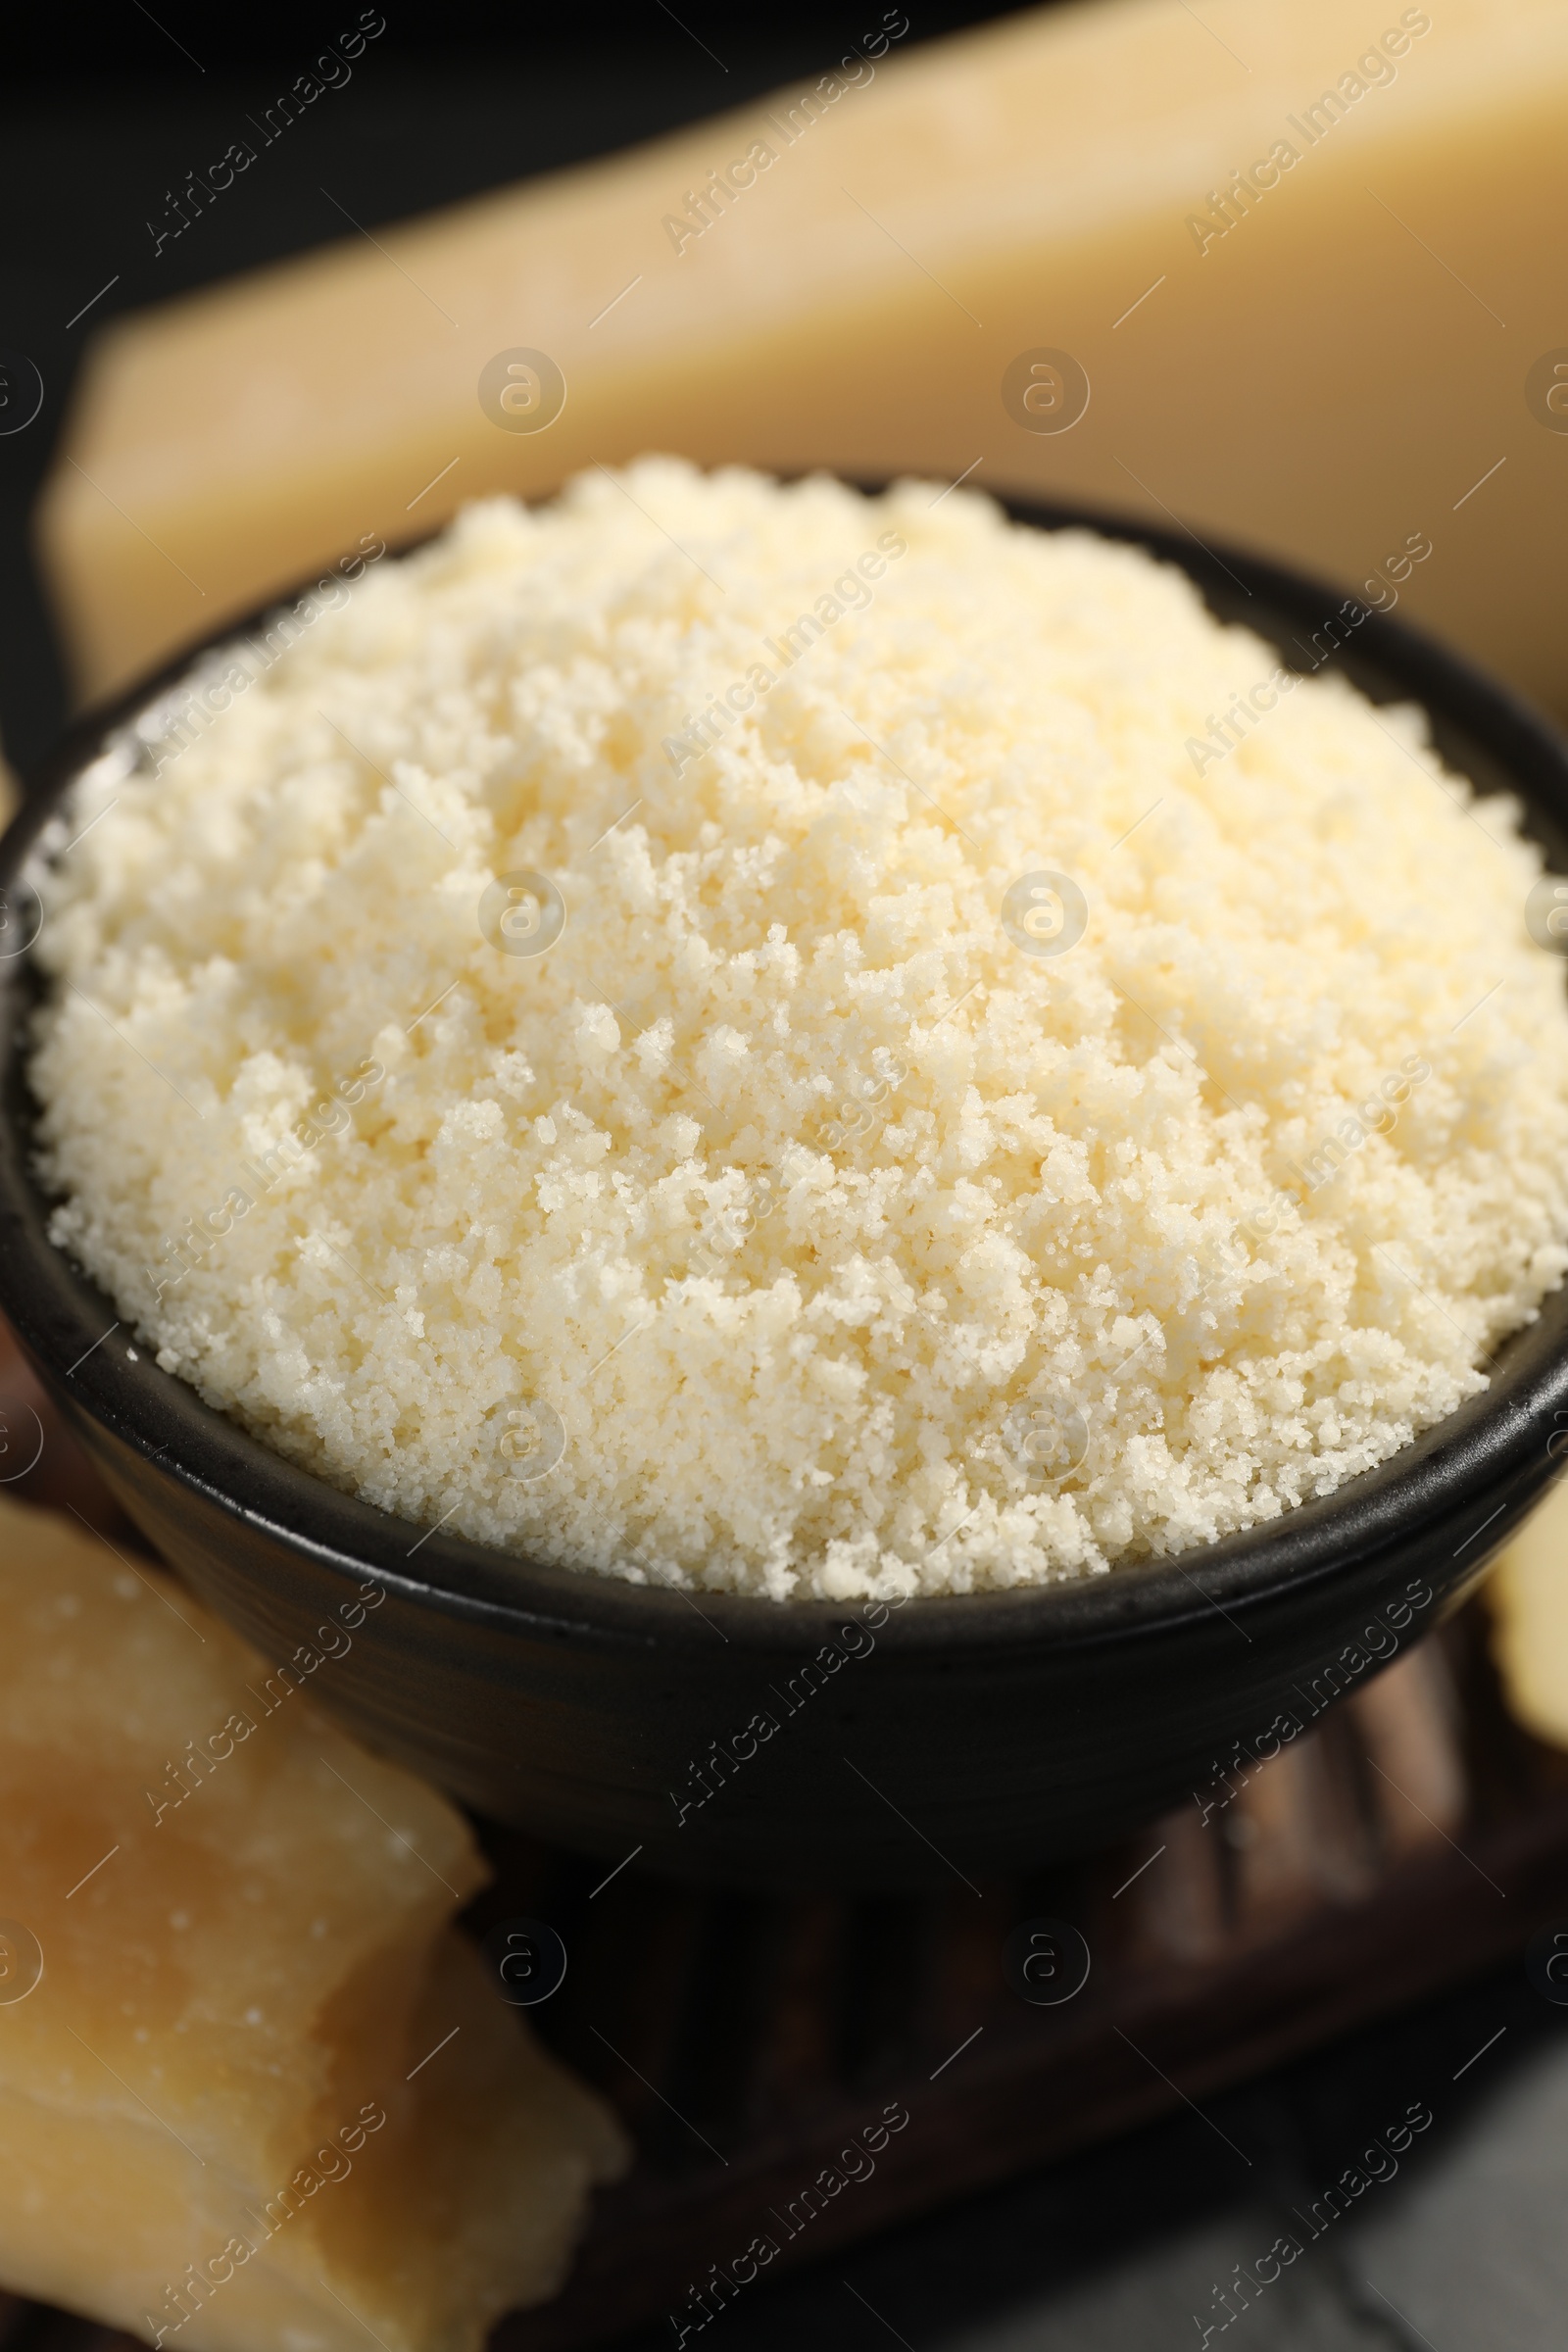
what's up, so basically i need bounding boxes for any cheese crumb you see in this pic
[28,462,1568,1599]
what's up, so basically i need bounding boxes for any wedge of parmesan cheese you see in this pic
[1489,1475,1568,1748]
[37,0,1568,717]
[0,1489,625,2352]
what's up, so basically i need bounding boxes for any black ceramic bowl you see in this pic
[2,494,1565,1892]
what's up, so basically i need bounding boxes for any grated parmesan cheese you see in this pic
[27,462,1568,1599]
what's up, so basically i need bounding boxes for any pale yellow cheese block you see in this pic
[38,0,1568,713]
[0,1491,625,2352]
[1490,1473,1568,1745]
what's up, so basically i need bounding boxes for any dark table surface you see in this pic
[3,12,1562,2346]
[598,1965,1568,2350]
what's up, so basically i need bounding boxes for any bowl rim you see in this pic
[3,483,1568,1656]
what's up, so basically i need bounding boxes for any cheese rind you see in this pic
[37,0,1568,716]
[0,1490,625,2352]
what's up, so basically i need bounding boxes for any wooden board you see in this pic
[1,1319,1562,2352]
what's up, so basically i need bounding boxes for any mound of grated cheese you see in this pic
[27,462,1568,1600]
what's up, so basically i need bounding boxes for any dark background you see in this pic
[2,8,1555,2343]
[0,0,1018,779]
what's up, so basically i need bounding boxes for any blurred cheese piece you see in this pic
[1490,1476,1568,1744]
[37,0,1568,714]
[0,1490,624,2352]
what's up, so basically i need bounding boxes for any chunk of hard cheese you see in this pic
[38,0,1568,717]
[1490,1476,1568,1747]
[0,1490,625,2352]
